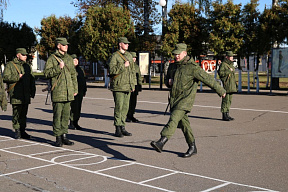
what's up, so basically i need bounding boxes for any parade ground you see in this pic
[0,83,287,192]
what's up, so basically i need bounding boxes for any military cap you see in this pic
[71,54,77,59]
[172,43,187,55]
[130,52,137,58]
[226,51,233,57]
[118,37,130,44]
[16,48,28,55]
[55,37,69,45]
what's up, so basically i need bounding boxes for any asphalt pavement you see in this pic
[0,83,287,192]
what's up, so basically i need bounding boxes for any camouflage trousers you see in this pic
[221,93,233,113]
[12,104,29,130]
[53,101,70,136]
[113,91,131,126]
[161,109,195,144]
[127,91,138,118]
[70,93,84,123]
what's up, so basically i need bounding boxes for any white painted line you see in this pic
[1,143,38,150]
[0,138,14,142]
[36,94,288,114]
[95,162,135,172]
[96,172,175,192]
[200,182,231,192]
[29,149,67,156]
[139,172,178,184]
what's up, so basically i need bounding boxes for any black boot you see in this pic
[183,141,197,158]
[73,121,82,130]
[69,120,76,129]
[55,136,63,147]
[20,127,31,139]
[121,126,132,136]
[15,129,21,139]
[131,117,139,123]
[222,112,231,121]
[61,134,74,145]
[115,126,124,137]
[227,112,234,120]
[150,136,168,153]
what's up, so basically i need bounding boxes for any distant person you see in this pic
[108,37,136,137]
[3,48,36,139]
[278,50,283,73]
[218,51,237,121]
[69,54,87,130]
[0,69,8,112]
[44,37,78,147]
[126,52,142,123]
[150,43,226,158]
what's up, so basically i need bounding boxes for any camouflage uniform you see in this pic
[44,40,78,141]
[218,51,237,120]
[0,72,8,112]
[126,52,142,122]
[3,48,36,139]
[108,37,136,137]
[151,43,226,157]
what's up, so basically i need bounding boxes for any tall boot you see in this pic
[73,121,82,130]
[222,112,231,121]
[55,136,63,147]
[115,126,123,137]
[120,126,132,136]
[227,112,234,120]
[182,141,197,158]
[15,129,21,139]
[150,136,168,153]
[61,134,74,145]
[20,127,31,139]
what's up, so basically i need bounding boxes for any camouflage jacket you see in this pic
[44,50,78,102]
[3,58,36,104]
[108,51,136,92]
[134,63,142,93]
[165,56,226,112]
[218,58,237,93]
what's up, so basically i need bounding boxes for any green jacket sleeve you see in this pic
[3,62,20,83]
[44,56,62,79]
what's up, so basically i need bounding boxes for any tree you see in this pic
[78,3,134,63]
[0,0,8,19]
[239,0,260,70]
[161,3,209,59]
[35,15,83,60]
[0,21,36,63]
[208,1,244,56]
[72,0,161,36]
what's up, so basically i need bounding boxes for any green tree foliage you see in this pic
[161,3,208,58]
[0,22,36,62]
[35,15,82,60]
[79,3,134,62]
[72,0,161,35]
[208,1,244,56]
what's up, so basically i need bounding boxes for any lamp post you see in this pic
[159,0,167,89]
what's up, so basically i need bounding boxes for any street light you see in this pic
[159,0,167,89]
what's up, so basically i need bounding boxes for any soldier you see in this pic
[218,51,237,121]
[150,43,226,158]
[126,52,142,123]
[44,38,78,147]
[108,37,136,137]
[3,48,36,139]
[0,69,8,112]
[69,54,87,130]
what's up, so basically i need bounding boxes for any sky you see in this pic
[3,0,272,34]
